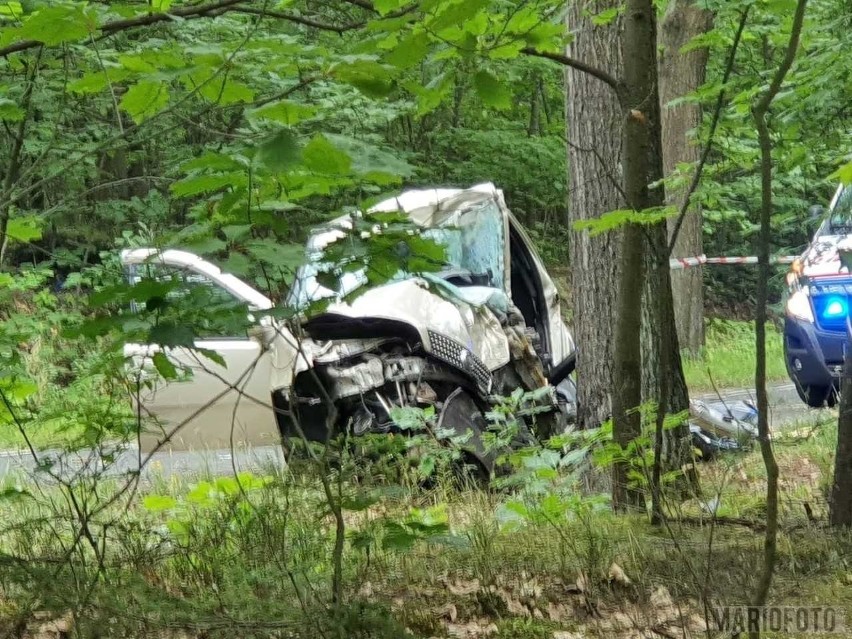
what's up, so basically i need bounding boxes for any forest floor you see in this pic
[4,409,849,639]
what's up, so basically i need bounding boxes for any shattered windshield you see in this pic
[289,199,505,308]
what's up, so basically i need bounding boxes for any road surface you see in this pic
[0,382,822,484]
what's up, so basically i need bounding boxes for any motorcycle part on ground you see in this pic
[689,424,742,462]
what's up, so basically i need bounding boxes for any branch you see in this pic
[521,47,621,93]
[753,1,808,118]
[232,5,364,32]
[750,0,808,619]
[667,7,750,254]
[0,0,246,59]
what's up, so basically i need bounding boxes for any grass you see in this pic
[1,416,849,639]
[683,318,788,391]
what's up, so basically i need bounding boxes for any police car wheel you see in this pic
[795,383,833,408]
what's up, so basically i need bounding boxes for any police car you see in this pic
[784,183,852,407]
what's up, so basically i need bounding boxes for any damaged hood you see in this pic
[801,235,852,277]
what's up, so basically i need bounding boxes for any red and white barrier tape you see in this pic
[669,254,797,270]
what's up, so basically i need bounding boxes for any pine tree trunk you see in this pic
[564,0,624,431]
[660,0,712,355]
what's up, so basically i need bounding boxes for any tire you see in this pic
[436,388,495,478]
[793,382,835,408]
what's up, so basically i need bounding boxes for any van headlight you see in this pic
[786,289,814,323]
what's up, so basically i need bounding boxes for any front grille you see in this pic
[427,330,492,392]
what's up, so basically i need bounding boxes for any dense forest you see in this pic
[0,1,851,638]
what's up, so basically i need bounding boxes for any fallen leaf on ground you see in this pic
[447,578,481,596]
[608,563,632,586]
[438,603,458,622]
[650,585,673,609]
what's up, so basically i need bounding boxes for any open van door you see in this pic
[121,249,281,453]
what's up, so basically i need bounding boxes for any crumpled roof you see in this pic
[307,182,505,252]
[369,182,503,227]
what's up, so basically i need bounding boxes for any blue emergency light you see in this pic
[822,296,848,320]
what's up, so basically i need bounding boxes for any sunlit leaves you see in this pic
[19,5,93,45]
[573,207,677,237]
[0,2,22,21]
[6,216,42,243]
[374,0,408,15]
[120,80,170,124]
[832,161,852,185]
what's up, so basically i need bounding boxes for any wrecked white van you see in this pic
[123,183,577,472]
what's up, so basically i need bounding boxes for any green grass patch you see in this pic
[683,319,787,391]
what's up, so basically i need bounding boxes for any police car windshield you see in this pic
[826,185,852,234]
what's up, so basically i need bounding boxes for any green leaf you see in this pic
[148,323,195,348]
[151,0,172,11]
[303,135,352,175]
[429,0,489,33]
[573,207,676,236]
[199,78,254,106]
[335,61,396,98]
[181,152,243,172]
[832,161,852,185]
[256,129,302,172]
[6,216,42,242]
[591,7,621,26]
[473,70,512,110]
[249,100,316,126]
[152,352,178,380]
[20,5,92,45]
[121,80,170,124]
[384,32,430,69]
[171,172,245,197]
[0,98,23,121]
[374,0,406,15]
[69,69,131,94]
[142,494,177,512]
[0,3,22,20]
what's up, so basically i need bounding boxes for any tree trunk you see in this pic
[564,0,624,431]
[612,0,664,512]
[660,1,712,355]
[831,344,852,526]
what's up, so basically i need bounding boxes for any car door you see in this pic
[122,250,281,453]
[506,214,576,379]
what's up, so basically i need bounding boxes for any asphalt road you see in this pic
[0,381,822,485]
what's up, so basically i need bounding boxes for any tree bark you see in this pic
[612,0,663,512]
[564,0,624,431]
[660,1,712,356]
